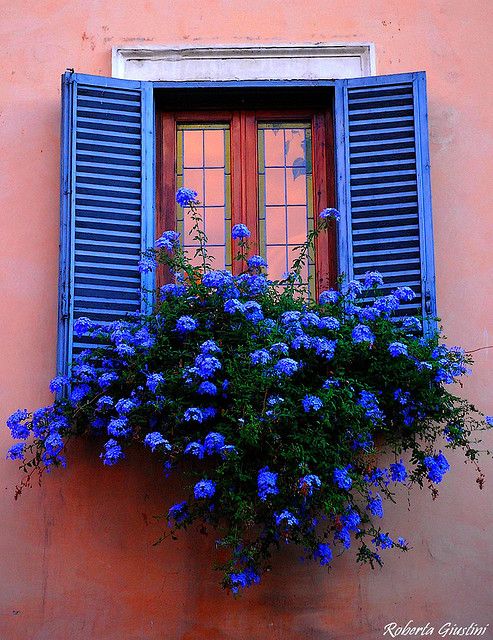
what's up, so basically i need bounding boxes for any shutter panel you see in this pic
[335,72,436,330]
[57,72,155,375]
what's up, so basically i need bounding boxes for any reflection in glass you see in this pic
[258,123,313,285]
[176,124,231,269]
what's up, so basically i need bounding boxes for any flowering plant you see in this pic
[7,188,492,594]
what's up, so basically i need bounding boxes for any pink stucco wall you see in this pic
[1,1,492,638]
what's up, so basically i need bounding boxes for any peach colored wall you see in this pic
[1,1,492,638]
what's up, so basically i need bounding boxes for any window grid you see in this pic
[176,123,232,270]
[257,122,314,289]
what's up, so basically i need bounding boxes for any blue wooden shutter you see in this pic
[58,72,155,375]
[335,72,436,329]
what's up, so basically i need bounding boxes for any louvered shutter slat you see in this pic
[58,73,154,374]
[335,71,436,330]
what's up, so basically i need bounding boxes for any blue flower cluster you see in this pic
[6,188,484,596]
[423,452,450,484]
[257,466,279,501]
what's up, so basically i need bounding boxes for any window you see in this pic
[156,89,336,292]
[58,72,436,374]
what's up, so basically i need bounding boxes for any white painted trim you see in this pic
[112,43,375,81]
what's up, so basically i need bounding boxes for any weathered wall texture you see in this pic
[1,1,492,638]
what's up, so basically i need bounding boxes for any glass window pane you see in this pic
[177,123,231,270]
[183,129,203,168]
[265,206,287,245]
[204,129,225,167]
[258,122,313,287]
[267,245,287,281]
[264,128,285,167]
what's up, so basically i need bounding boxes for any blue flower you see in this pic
[351,324,375,344]
[202,270,233,289]
[70,384,91,403]
[184,441,205,459]
[101,439,124,466]
[107,417,131,438]
[7,443,25,461]
[146,373,164,393]
[176,187,199,207]
[7,409,30,440]
[358,390,385,424]
[390,461,408,483]
[351,432,374,451]
[116,343,135,358]
[291,334,311,350]
[374,295,399,315]
[202,407,217,421]
[270,342,289,356]
[258,466,279,501]
[397,537,408,548]
[96,396,113,411]
[168,501,189,525]
[485,416,493,427]
[335,526,351,549]
[280,310,301,325]
[115,398,137,416]
[302,395,323,413]
[175,315,198,334]
[298,474,321,496]
[273,358,299,377]
[373,532,393,549]
[243,300,264,323]
[193,354,222,379]
[314,543,333,566]
[97,371,118,389]
[229,567,261,593]
[274,510,299,528]
[301,312,319,327]
[250,349,271,366]
[346,280,364,298]
[160,283,186,300]
[144,432,171,453]
[319,289,340,305]
[323,378,340,389]
[45,432,64,457]
[194,479,216,499]
[341,508,361,532]
[73,317,93,337]
[183,407,204,423]
[319,208,341,221]
[402,316,422,332]
[394,287,416,302]
[204,432,226,455]
[318,316,340,331]
[311,337,337,360]
[231,224,251,239]
[423,452,450,484]
[49,376,68,394]
[364,271,384,288]
[138,255,157,273]
[367,492,384,518]
[389,342,408,357]
[247,255,268,270]
[197,381,217,396]
[200,340,221,355]
[155,230,180,250]
[224,299,244,316]
[333,465,352,490]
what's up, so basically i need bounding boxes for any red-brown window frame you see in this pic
[157,106,337,295]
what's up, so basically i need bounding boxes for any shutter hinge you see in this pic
[425,291,431,314]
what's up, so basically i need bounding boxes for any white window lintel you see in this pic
[112,43,375,82]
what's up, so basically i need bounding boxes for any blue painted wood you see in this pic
[335,71,437,330]
[57,72,155,374]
